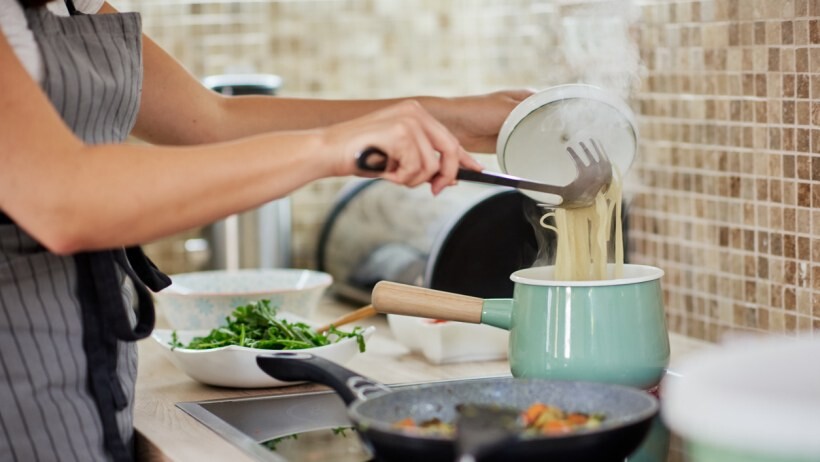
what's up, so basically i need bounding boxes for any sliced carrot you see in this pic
[566,413,589,426]
[393,418,416,429]
[542,420,572,435]
[522,402,548,425]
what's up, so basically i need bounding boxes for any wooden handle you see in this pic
[315,305,377,333]
[371,281,483,323]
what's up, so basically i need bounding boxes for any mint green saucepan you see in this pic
[372,264,669,389]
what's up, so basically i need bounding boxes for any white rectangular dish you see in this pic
[387,314,508,364]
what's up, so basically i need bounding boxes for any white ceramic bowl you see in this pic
[154,269,332,329]
[662,335,820,462]
[152,325,375,388]
[387,314,508,364]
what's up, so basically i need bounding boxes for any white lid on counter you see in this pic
[661,334,820,459]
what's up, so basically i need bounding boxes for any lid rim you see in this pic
[510,264,663,286]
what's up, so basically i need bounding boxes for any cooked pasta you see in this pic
[539,168,623,281]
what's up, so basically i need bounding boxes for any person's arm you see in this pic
[107,0,531,152]
[0,30,466,254]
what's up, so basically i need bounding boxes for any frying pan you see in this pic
[256,352,658,462]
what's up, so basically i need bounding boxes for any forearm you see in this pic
[5,132,327,254]
[203,94,449,141]
[153,89,522,153]
[128,17,448,146]
[132,47,447,146]
[128,6,526,153]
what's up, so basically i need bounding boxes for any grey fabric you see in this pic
[31,8,142,144]
[0,7,142,462]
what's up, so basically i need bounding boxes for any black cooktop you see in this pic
[177,381,686,462]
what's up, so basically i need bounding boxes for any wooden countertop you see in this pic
[133,297,711,462]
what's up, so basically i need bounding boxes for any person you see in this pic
[0,0,530,460]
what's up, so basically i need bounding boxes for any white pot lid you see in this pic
[496,84,637,205]
[661,335,820,459]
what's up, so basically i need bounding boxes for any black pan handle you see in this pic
[256,352,390,406]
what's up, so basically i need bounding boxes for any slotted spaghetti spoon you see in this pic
[455,403,521,462]
[355,140,612,209]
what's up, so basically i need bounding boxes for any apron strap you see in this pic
[74,246,170,462]
[124,246,172,292]
[76,247,168,342]
[64,0,82,16]
[75,252,133,461]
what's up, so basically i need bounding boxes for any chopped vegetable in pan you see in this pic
[393,402,604,437]
[169,299,366,352]
[521,403,604,435]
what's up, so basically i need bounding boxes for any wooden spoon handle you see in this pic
[315,304,377,333]
[371,281,483,323]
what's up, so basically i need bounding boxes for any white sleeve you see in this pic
[46,0,105,15]
[75,0,105,14]
[0,0,45,81]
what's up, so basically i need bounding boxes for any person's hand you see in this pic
[320,100,484,195]
[427,89,534,153]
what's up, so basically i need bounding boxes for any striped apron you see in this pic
[0,2,169,461]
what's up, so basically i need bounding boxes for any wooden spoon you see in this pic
[315,305,377,333]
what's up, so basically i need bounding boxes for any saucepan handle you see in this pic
[256,352,390,406]
[371,281,484,323]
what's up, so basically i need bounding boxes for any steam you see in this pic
[559,1,644,99]
[525,0,644,268]
[525,200,557,267]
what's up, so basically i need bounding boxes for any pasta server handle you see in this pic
[355,145,611,208]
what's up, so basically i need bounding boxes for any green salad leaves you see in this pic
[169,300,366,352]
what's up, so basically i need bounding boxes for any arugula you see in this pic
[169,299,366,353]
[263,427,355,451]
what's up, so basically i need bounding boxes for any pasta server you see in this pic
[355,138,612,209]
[455,403,521,462]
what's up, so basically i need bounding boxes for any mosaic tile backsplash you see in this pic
[117,0,820,342]
[632,0,820,340]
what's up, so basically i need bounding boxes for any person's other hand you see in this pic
[432,89,534,153]
[320,100,483,195]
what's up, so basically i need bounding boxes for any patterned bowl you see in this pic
[154,269,333,329]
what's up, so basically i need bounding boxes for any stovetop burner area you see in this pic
[262,426,369,461]
[178,388,352,462]
[177,380,686,462]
